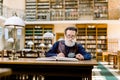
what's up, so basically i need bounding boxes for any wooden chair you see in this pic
[102,51,109,62]
[96,52,103,61]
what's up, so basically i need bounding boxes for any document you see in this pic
[36,57,79,62]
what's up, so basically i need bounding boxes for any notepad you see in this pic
[36,57,79,62]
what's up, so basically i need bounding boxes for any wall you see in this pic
[109,0,120,19]
[107,22,120,51]
[3,0,25,10]
[108,23,120,39]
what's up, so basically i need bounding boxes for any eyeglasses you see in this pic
[66,34,76,39]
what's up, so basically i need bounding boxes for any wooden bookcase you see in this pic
[65,0,78,20]
[94,0,108,20]
[56,33,64,41]
[25,0,108,21]
[25,0,37,21]
[24,24,54,50]
[36,0,50,21]
[76,24,107,58]
[78,0,94,20]
[50,0,64,20]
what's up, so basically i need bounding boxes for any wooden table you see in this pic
[0,58,98,80]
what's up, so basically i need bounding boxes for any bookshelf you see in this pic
[24,24,54,51]
[25,0,108,21]
[50,0,64,20]
[76,24,107,58]
[65,0,78,20]
[78,0,94,20]
[36,0,50,21]
[94,0,108,20]
[25,0,37,21]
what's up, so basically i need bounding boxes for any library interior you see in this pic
[0,0,120,80]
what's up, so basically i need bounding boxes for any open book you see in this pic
[36,57,79,62]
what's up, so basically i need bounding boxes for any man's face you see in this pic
[64,30,76,47]
[65,30,76,41]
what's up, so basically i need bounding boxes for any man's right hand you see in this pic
[57,53,65,57]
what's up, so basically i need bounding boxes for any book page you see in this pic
[56,57,79,62]
[36,57,79,62]
[36,57,56,61]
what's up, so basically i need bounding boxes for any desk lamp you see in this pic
[43,31,54,52]
[27,41,34,50]
[48,44,52,48]
[43,31,54,47]
[4,16,25,60]
[39,43,46,57]
[43,31,54,39]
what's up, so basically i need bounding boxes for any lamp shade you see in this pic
[4,16,25,27]
[7,38,14,43]
[48,44,52,48]
[39,43,46,47]
[43,32,54,39]
[27,41,34,46]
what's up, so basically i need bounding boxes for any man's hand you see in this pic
[75,54,84,60]
[57,53,65,57]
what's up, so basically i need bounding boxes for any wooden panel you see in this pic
[56,33,64,41]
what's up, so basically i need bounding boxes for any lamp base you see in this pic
[9,56,18,60]
[9,53,18,60]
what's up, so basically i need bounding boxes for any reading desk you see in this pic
[0,58,97,80]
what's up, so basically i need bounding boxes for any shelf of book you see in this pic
[76,23,107,58]
[25,0,108,21]
[24,24,54,51]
